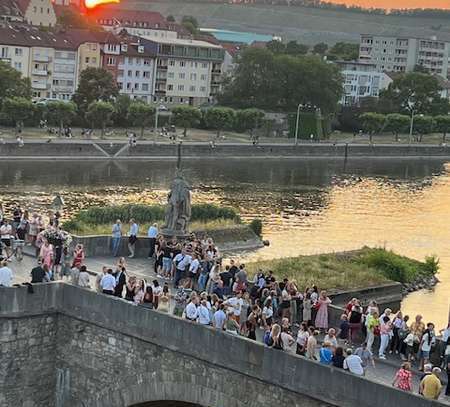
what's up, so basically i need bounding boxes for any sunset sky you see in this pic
[329,0,450,9]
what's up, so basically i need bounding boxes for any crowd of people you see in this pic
[0,206,449,400]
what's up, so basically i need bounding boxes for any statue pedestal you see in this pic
[161,229,190,240]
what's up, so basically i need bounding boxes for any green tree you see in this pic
[285,41,309,55]
[181,15,198,35]
[166,15,175,22]
[204,107,235,138]
[234,108,265,135]
[385,113,410,142]
[2,97,34,130]
[313,42,328,55]
[172,105,202,137]
[266,40,286,55]
[360,112,385,142]
[126,101,155,139]
[413,115,434,142]
[113,94,132,127]
[45,101,77,134]
[379,72,449,116]
[86,101,115,138]
[327,42,359,61]
[434,115,450,143]
[73,67,118,115]
[57,8,101,30]
[0,61,31,107]
[219,48,342,113]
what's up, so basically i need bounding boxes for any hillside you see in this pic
[118,0,450,44]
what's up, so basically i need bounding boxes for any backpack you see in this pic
[263,331,272,346]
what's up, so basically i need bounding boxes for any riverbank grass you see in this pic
[246,247,438,290]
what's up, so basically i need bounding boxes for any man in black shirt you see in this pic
[228,259,239,280]
[30,259,46,283]
[220,265,233,296]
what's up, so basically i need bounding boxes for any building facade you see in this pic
[146,37,225,106]
[0,0,57,26]
[336,61,389,106]
[359,34,450,78]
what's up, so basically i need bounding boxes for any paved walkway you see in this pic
[8,253,450,403]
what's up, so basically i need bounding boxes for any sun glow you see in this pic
[84,0,119,10]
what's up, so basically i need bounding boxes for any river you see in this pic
[1,158,449,328]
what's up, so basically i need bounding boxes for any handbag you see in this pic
[373,326,381,336]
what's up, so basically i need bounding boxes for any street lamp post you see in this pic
[294,103,302,146]
[407,98,415,145]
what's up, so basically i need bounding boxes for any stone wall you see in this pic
[2,141,450,159]
[0,284,446,407]
[70,225,263,258]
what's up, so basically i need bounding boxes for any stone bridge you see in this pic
[0,284,444,407]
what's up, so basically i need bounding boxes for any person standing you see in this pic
[72,244,85,269]
[96,266,107,293]
[379,316,393,359]
[392,362,412,392]
[420,367,442,400]
[0,220,13,258]
[100,269,116,295]
[111,220,122,257]
[40,240,54,271]
[419,323,436,371]
[213,303,227,330]
[128,219,139,258]
[0,260,13,286]
[78,265,91,288]
[114,267,126,298]
[315,291,332,332]
[30,258,47,283]
[147,223,158,259]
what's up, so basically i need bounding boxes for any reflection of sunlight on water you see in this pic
[1,162,450,327]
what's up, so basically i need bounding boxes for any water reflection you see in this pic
[0,158,449,327]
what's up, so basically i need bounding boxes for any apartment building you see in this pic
[88,7,182,40]
[335,61,389,106]
[144,37,225,106]
[359,34,450,78]
[0,0,56,26]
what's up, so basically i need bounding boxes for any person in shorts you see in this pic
[0,220,13,258]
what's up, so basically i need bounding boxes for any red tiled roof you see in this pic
[13,0,29,14]
[87,6,169,28]
[250,41,267,48]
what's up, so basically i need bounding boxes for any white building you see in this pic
[0,0,56,26]
[336,61,390,106]
[52,49,78,100]
[359,34,450,78]
[143,37,225,106]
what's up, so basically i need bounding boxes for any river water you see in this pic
[1,158,449,328]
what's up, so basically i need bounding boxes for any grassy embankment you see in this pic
[63,203,243,236]
[246,247,438,290]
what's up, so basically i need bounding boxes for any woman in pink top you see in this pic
[315,291,332,331]
[378,315,393,359]
[392,362,412,391]
[39,240,54,270]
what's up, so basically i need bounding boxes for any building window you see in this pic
[15,48,22,56]
[179,73,185,79]
[1,47,8,58]
[143,71,150,78]
[202,62,208,68]
[128,70,132,77]
[107,57,115,65]
[190,73,197,80]
[142,83,149,91]
[127,83,131,90]
[189,85,195,92]
[200,74,206,80]
[85,57,90,63]
[92,57,97,64]
[144,59,150,66]
[168,72,174,78]
[14,62,22,70]
[180,61,185,67]
[178,85,184,91]
[134,83,139,90]
[117,82,123,89]
[118,70,124,77]
[135,71,140,78]
[200,86,206,92]
[167,84,173,90]
[169,60,175,66]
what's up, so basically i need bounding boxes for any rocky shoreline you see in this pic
[402,274,439,294]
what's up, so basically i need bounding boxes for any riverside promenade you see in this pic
[2,139,450,159]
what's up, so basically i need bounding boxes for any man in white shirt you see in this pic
[0,221,13,258]
[100,269,116,295]
[78,265,90,288]
[188,254,200,290]
[343,349,364,375]
[173,250,192,288]
[224,291,244,323]
[127,219,139,258]
[185,296,199,321]
[198,300,211,325]
[213,303,227,330]
[0,260,13,287]
[147,223,158,259]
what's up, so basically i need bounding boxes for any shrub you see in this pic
[249,218,263,236]
[64,203,240,229]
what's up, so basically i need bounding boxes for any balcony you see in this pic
[32,69,48,76]
[33,55,51,62]
[212,69,221,74]
[157,65,168,70]
[32,82,50,90]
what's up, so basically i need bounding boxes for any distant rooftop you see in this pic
[141,35,223,49]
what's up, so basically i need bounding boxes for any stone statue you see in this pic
[162,171,191,236]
